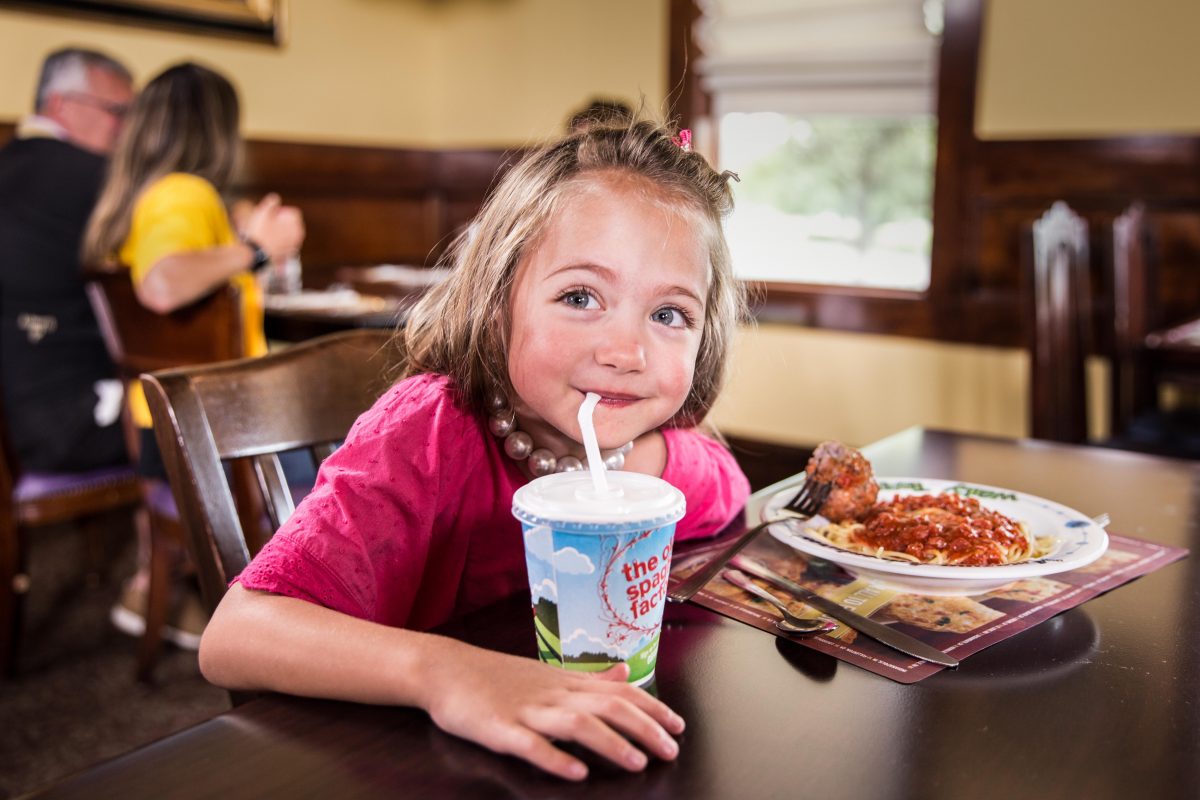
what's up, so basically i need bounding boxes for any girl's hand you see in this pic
[244,193,306,264]
[416,638,684,781]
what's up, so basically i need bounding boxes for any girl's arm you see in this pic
[136,194,304,314]
[201,584,684,781]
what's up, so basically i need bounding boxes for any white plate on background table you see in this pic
[763,477,1109,596]
[263,290,394,315]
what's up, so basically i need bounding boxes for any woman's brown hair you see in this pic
[82,62,240,267]
[400,118,745,429]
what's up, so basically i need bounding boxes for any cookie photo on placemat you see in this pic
[984,577,1071,603]
[878,594,1004,633]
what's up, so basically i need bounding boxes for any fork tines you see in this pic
[666,476,833,605]
[786,477,832,517]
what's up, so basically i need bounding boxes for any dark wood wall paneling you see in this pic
[0,121,515,289]
[934,0,1200,351]
[230,140,518,287]
[669,0,1200,349]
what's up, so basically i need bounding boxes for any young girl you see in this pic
[200,120,751,780]
[81,62,304,644]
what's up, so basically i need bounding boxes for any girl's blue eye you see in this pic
[559,289,597,309]
[652,306,694,328]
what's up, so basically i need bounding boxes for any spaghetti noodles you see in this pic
[808,493,1055,567]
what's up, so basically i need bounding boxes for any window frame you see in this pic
[668,0,997,345]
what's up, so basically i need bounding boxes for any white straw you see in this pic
[577,392,609,494]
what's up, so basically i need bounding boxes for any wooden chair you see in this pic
[1025,201,1092,443]
[86,268,246,382]
[141,329,393,616]
[1106,204,1200,458]
[1109,203,1157,438]
[0,395,142,676]
[85,268,254,679]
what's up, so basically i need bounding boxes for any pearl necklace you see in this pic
[487,394,632,477]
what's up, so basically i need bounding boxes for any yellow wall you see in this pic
[977,0,1200,139]
[0,0,666,147]
[709,326,1030,448]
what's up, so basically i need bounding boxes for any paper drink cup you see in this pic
[512,470,686,687]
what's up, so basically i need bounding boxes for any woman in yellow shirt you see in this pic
[84,62,303,433]
[81,62,304,647]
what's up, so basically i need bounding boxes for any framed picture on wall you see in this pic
[0,0,287,45]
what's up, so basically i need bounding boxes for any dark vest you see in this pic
[0,136,123,471]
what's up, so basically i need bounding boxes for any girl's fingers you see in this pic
[486,722,588,781]
[522,706,649,773]
[571,693,680,761]
[578,676,686,735]
[586,662,631,682]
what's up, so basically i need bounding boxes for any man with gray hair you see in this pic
[0,47,135,472]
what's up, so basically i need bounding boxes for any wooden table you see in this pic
[29,429,1200,800]
[264,301,401,342]
[263,293,406,343]
[263,266,447,342]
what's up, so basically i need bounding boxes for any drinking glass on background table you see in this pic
[512,470,685,686]
[262,255,302,295]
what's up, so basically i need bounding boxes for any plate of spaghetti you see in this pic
[763,477,1109,596]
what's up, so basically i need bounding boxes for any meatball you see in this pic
[804,440,879,522]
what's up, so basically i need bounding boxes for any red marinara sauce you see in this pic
[853,493,1026,566]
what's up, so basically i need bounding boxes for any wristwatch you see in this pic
[243,238,271,273]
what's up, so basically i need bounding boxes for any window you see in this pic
[720,112,935,290]
[697,0,942,290]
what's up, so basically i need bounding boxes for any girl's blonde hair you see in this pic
[83,62,240,267]
[401,118,745,428]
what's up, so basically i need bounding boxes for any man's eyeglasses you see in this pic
[63,91,131,120]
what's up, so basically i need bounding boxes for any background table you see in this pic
[264,302,401,342]
[30,428,1200,800]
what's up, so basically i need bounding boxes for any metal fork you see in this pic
[667,477,832,604]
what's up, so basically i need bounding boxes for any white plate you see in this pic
[263,290,393,314]
[763,477,1109,596]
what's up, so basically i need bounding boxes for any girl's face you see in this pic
[507,175,709,449]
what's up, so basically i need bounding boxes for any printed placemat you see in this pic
[668,532,1187,683]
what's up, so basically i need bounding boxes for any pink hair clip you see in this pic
[673,129,693,152]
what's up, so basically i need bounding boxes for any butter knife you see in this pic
[730,556,960,668]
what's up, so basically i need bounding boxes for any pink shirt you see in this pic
[237,373,750,631]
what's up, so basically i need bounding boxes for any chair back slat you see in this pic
[146,372,248,608]
[1110,203,1157,437]
[1026,201,1091,443]
[252,452,293,531]
[143,330,394,613]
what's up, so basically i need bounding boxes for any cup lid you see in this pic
[512,470,686,531]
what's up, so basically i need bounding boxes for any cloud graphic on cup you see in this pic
[524,526,595,574]
[562,628,630,659]
[530,577,558,602]
[551,546,594,575]
[525,526,554,561]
